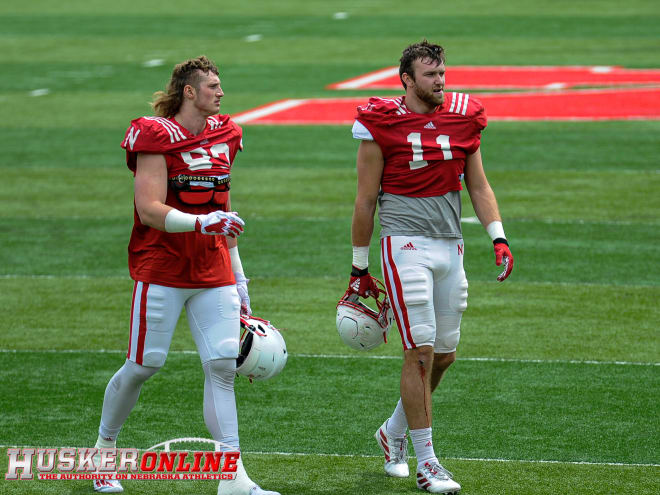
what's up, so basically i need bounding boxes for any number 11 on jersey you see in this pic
[407,132,453,170]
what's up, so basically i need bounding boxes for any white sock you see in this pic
[409,427,438,467]
[93,435,116,471]
[386,399,408,438]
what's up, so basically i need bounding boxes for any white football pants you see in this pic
[380,236,468,352]
[98,282,241,450]
[127,282,241,366]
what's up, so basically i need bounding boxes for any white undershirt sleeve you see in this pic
[351,120,374,140]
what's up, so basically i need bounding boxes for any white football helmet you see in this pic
[336,278,393,351]
[236,315,288,381]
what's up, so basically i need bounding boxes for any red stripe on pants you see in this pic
[381,237,414,349]
[126,281,138,359]
[135,282,149,365]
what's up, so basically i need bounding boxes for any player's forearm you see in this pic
[468,183,501,228]
[136,201,174,231]
[351,200,376,247]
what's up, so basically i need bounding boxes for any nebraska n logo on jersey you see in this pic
[123,126,141,151]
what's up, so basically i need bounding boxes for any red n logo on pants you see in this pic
[457,243,464,255]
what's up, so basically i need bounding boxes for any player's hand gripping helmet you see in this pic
[236,316,288,381]
[336,278,393,351]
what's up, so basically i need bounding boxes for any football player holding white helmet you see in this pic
[236,316,287,381]
[336,278,393,351]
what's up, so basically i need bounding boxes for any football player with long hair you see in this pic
[90,56,279,495]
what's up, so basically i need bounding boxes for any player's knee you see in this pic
[205,357,236,374]
[434,328,460,353]
[404,344,434,363]
[209,337,239,360]
[449,276,468,313]
[122,359,161,385]
[141,351,168,368]
[203,358,236,391]
[410,324,435,347]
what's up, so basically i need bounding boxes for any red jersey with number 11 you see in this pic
[121,114,243,288]
[355,94,487,197]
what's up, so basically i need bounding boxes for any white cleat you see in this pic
[374,420,410,478]
[416,461,461,494]
[93,479,124,493]
[217,457,280,495]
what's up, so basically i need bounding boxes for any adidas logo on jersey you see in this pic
[424,122,436,129]
[401,242,417,250]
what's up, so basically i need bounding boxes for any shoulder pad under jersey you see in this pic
[444,92,487,130]
[357,96,411,116]
[121,116,189,153]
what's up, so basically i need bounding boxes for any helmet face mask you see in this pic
[336,279,393,351]
[236,316,288,380]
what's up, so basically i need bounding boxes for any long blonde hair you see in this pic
[151,56,219,117]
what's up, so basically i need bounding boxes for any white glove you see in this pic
[195,211,244,237]
[234,272,251,315]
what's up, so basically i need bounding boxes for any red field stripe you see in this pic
[232,87,660,125]
[327,65,660,90]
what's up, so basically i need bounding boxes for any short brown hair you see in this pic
[151,56,219,117]
[399,40,445,89]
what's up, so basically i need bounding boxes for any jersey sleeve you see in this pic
[355,97,404,145]
[468,96,487,132]
[227,118,244,161]
[121,117,184,173]
[465,96,487,154]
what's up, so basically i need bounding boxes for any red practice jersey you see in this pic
[121,114,243,288]
[355,94,487,197]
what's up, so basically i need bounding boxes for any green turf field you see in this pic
[1,1,658,494]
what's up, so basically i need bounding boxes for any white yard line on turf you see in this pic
[0,349,657,366]
[247,451,660,468]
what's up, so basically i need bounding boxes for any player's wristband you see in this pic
[229,246,244,274]
[164,209,197,233]
[486,221,506,241]
[351,265,369,277]
[352,245,369,270]
[493,238,509,246]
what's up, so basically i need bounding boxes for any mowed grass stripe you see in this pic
[1,0,658,17]
[1,13,658,39]
[0,354,657,465]
[1,277,658,362]
[1,219,659,286]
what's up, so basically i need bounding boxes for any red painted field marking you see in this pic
[327,65,660,90]
[233,87,660,125]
